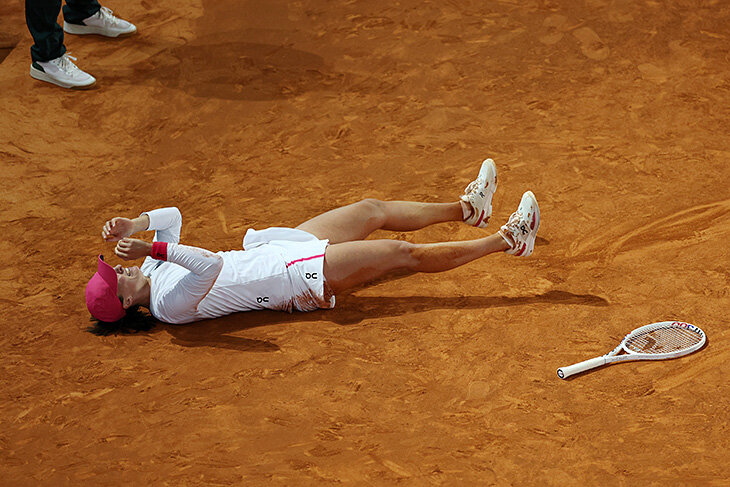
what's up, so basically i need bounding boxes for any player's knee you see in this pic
[396,241,420,269]
[359,198,386,227]
[360,198,384,212]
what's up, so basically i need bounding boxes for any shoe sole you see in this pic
[517,190,540,257]
[472,158,498,227]
[30,66,96,90]
[63,21,137,38]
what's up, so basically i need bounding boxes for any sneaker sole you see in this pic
[472,158,498,227]
[30,66,96,89]
[63,21,137,38]
[517,190,540,257]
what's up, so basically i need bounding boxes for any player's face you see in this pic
[114,265,143,304]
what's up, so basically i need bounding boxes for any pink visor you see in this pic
[85,255,126,322]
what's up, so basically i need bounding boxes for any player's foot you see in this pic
[63,7,137,37]
[30,54,96,89]
[498,190,540,257]
[461,158,497,228]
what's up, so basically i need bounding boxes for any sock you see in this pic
[460,200,472,221]
[497,229,515,249]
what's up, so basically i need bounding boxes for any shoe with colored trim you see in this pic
[30,54,96,89]
[498,190,540,257]
[63,7,137,37]
[461,158,497,228]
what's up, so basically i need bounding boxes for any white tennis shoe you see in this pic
[461,158,497,228]
[63,7,137,37]
[30,54,96,89]
[498,190,540,257]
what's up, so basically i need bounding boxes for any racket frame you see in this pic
[557,321,706,379]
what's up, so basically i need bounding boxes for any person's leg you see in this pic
[62,1,137,37]
[26,0,66,63]
[322,234,510,294]
[62,0,100,24]
[296,198,465,244]
[296,159,497,244]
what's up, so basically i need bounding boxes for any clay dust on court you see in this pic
[1,0,729,484]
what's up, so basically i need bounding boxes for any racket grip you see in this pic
[557,356,607,379]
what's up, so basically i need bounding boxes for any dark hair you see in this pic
[86,306,157,336]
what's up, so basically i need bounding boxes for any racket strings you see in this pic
[626,327,703,354]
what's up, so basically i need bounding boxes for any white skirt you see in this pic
[243,227,335,312]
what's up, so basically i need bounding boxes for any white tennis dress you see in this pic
[139,207,335,324]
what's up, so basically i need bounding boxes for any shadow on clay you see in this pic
[331,290,607,325]
[0,46,14,65]
[97,35,392,101]
[159,290,607,352]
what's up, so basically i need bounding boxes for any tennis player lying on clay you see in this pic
[86,159,540,327]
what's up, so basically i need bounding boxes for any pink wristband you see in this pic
[151,241,168,261]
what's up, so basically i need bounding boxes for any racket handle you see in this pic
[557,356,608,379]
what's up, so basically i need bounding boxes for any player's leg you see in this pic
[322,234,510,294]
[296,198,464,244]
[322,189,540,293]
[297,158,498,244]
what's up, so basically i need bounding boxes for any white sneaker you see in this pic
[461,158,497,228]
[30,54,96,89]
[498,190,540,257]
[63,6,137,37]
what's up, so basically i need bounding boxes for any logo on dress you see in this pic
[256,296,269,303]
[305,272,318,280]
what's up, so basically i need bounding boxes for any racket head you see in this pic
[621,321,706,359]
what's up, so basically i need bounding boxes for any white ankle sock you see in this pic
[497,229,515,249]
[460,201,472,221]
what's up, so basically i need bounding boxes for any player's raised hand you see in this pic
[114,238,152,261]
[102,217,135,242]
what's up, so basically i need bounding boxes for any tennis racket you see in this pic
[557,321,706,379]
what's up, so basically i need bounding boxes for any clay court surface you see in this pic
[1,0,729,484]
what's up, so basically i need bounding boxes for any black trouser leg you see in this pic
[26,0,66,63]
[63,0,101,25]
